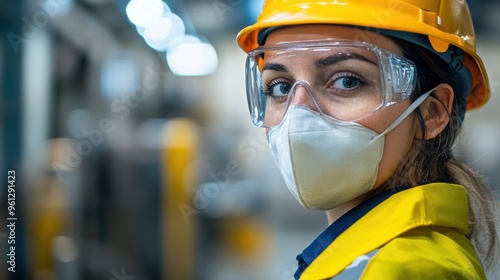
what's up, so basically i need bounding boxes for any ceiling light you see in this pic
[144,13,185,51]
[126,0,164,27]
[167,38,218,76]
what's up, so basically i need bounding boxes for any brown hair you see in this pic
[385,38,499,270]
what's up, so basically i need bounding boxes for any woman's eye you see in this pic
[267,82,292,97]
[331,75,363,90]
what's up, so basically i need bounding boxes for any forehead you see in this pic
[264,25,403,56]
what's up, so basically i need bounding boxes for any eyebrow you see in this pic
[262,63,289,73]
[314,53,376,68]
[261,53,376,73]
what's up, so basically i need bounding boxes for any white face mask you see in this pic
[267,91,432,210]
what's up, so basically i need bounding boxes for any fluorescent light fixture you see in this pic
[126,0,164,27]
[144,16,173,41]
[135,2,171,39]
[167,38,218,76]
[144,13,185,51]
[143,3,173,41]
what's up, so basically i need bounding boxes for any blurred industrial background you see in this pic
[0,0,499,279]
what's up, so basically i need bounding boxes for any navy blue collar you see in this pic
[294,185,410,280]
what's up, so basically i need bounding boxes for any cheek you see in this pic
[373,114,417,188]
[354,100,417,188]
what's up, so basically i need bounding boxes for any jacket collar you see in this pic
[301,183,469,280]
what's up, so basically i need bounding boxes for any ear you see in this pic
[414,83,454,140]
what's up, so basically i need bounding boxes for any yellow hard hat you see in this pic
[236,0,490,110]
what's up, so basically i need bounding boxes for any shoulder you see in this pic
[359,226,486,280]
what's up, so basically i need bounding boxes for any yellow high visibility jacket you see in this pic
[300,183,486,279]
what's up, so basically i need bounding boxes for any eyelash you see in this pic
[329,72,366,90]
[262,72,366,93]
[262,78,291,95]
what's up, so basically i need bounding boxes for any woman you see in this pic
[236,0,498,279]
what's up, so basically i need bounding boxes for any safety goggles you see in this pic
[245,40,417,128]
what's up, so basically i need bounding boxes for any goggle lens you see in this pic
[246,41,416,127]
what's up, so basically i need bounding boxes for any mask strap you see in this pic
[373,89,433,140]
